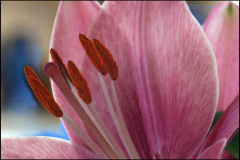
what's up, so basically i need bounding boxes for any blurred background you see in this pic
[1,0,238,149]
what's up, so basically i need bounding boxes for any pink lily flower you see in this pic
[202,1,239,112]
[1,1,239,159]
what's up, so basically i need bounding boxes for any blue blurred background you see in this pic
[1,0,238,145]
[1,1,69,140]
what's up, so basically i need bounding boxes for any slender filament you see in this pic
[98,73,140,159]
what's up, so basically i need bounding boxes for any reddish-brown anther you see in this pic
[24,66,63,117]
[24,66,42,96]
[93,38,119,80]
[24,66,38,80]
[67,60,92,104]
[79,34,107,75]
[50,48,72,86]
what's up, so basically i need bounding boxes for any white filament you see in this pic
[71,85,126,159]
[89,102,127,159]
[109,76,140,159]
[70,85,112,146]
[98,73,140,159]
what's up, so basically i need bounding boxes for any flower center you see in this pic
[24,34,140,159]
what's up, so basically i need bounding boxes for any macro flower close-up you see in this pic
[1,1,239,159]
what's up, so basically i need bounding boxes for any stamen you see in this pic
[93,38,119,80]
[90,38,139,157]
[50,48,72,87]
[67,60,92,104]
[66,61,126,158]
[81,36,139,158]
[78,34,107,75]
[24,66,63,117]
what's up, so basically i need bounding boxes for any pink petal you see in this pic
[1,137,98,159]
[200,94,239,154]
[197,138,227,159]
[221,150,237,159]
[79,1,218,159]
[202,2,239,112]
[50,1,101,145]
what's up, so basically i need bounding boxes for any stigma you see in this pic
[25,34,140,159]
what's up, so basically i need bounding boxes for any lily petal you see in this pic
[202,2,239,112]
[80,1,218,159]
[197,138,227,159]
[1,137,97,159]
[200,94,239,154]
[50,1,101,145]
[221,150,237,159]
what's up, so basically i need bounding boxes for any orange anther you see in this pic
[24,66,38,80]
[50,48,71,86]
[93,38,119,80]
[24,66,42,95]
[24,66,63,117]
[67,60,92,104]
[79,34,107,75]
